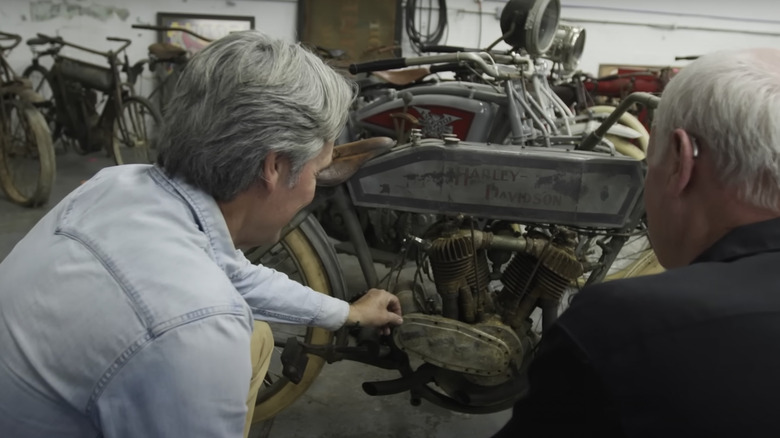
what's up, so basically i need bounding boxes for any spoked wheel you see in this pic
[112,95,161,165]
[0,97,55,207]
[22,65,58,143]
[245,215,346,423]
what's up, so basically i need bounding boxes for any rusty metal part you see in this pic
[390,112,419,144]
[316,136,395,187]
[392,313,521,376]
[498,235,583,329]
[427,232,492,321]
[459,285,476,324]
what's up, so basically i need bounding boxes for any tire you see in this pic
[22,65,58,141]
[112,95,161,165]
[244,215,347,422]
[590,108,662,280]
[0,97,56,207]
[22,65,54,103]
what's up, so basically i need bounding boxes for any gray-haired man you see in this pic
[0,31,402,437]
[494,48,780,437]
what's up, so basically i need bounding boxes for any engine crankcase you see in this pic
[393,313,523,376]
[347,138,644,228]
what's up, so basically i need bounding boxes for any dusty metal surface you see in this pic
[348,138,644,228]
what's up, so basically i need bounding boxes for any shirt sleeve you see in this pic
[228,249,349,331]
[491,323,624,438]
[94,314,252,438]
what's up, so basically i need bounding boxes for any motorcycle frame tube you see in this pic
[332,184,380,289]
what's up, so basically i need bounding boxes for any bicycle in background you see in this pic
[0,31,54,207]
[34,33,160,165]
[128,24,213,114]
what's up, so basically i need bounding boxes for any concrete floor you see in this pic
[0,151,510,437]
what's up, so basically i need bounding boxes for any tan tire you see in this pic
[112,96,161,165]
[590,106,662,279]
[0,97,55,207]
[245,216,344,422]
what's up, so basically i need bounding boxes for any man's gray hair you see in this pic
[653,48,780,210]
[156,30,356,202]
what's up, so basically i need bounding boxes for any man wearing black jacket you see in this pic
[493,47,780,437]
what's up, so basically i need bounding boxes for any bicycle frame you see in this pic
[38,33,136,154]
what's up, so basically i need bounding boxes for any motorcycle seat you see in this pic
[372,67,431,86]
[148,43,188,62]
[317,137,395,187]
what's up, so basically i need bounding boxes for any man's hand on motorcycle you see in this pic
[346,288,403,335]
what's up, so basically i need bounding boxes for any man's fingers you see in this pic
[388,313,403,326]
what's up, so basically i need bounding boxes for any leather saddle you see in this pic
[316,137,395,187]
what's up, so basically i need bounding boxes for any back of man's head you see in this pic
[653,48,780,211]
[156,30,356,202]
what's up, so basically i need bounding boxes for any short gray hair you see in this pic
[653,48,780,210]
[156,30,356,202]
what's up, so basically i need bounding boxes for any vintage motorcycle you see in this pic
[246,0,662,423]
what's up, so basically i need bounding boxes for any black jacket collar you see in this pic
[693,217,780,263]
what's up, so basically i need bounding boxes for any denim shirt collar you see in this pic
[149,166,239,276]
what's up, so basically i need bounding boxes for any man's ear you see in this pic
[261,151,281,191]
[261,151,292,192]
[669,128,696,195]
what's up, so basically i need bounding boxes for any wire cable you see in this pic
[406,0,448,54]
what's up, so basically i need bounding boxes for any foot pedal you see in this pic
[280,337,309,384]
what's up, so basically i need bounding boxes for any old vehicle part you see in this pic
[393,313,523,376]
[0,30,55,207]
[0,98,55,207]
[111,96,162,165]
[246,215,347,423]
[500,0,561,57]
[545,24,586,73]
[347,138,645,229]
[35,32,158,165]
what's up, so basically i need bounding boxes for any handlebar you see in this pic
[36,33,131,59]
[349,52,526,79]
[131,24,213,43]
[27,36,60,47]
[106,36,131,54]
[0,31,22,51]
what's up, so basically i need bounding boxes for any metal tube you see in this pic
[578,92,660,151]
[332,185,379,288]
[504,81,526,144]
[513,86,551,145]
[526,92,559,136]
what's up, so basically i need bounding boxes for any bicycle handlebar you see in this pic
[36,33,130,59]
[106,36,131,54]
[131,24,213,43]
[0,31,22,51]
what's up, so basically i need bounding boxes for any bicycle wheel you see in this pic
[0,97,55,207]
[593,108,662,280]
[22,65,54,102]
[22,65,57,133]
[112,95,161,165]
[245,215,346,422]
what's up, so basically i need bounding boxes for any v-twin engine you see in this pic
[392,225,583,388]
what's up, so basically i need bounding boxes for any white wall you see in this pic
[0,0,297,95]
[421,0,780,74]
[1,0,779,85]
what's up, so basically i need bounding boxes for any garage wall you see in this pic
[441,0,780,74]
[1,0,778,83]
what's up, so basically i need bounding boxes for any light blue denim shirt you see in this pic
[0,165,349,437]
